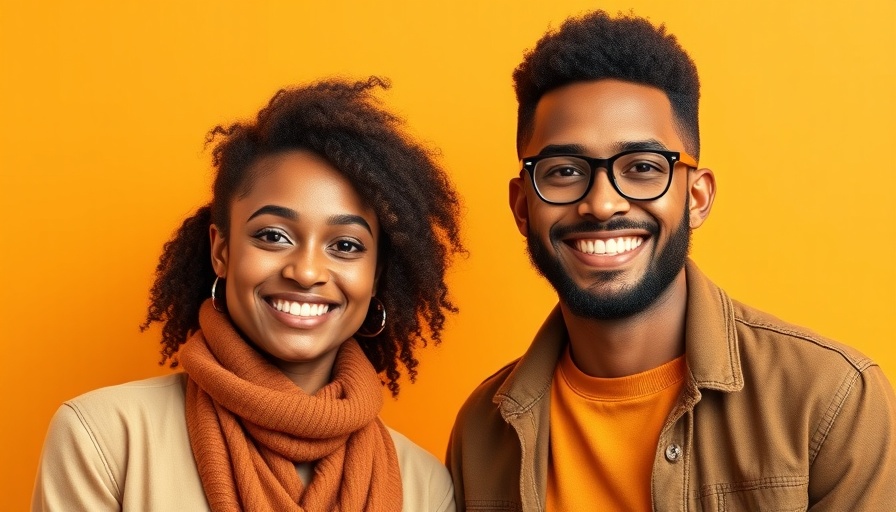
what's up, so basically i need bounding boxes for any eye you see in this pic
[535,157,591,186]
[331,239,365,254]
[543,163,587,178]
[549,165,585,177]
[631,162,662,173]
[254,228,292,245]
[616,156,669,179]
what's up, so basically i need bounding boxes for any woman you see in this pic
[33,77,464,511]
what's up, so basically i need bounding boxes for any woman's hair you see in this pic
[141,77,465,396]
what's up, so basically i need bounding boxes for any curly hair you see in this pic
[141,77,465,396]
[513,10,701,158]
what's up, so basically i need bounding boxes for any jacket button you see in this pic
[665,444,682,462]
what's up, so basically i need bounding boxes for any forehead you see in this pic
[525,79,686,157]
[235,150,376,224]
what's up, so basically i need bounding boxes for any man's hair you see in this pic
[141,77,465,396]
[513,10,701,158]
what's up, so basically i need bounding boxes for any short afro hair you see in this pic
[513,10,701,158]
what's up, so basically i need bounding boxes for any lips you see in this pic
[574,236,643,255]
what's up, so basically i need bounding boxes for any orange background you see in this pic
[2,1,894,508]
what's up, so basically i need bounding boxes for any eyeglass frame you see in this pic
[520,149,699,205]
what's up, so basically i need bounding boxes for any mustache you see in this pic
[551,218,659,241]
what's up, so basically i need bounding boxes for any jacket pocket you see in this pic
[699,475,808,512]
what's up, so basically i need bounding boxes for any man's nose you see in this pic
[576,168,630,221]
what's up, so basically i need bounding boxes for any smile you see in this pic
[270,299,331,317]
[574,236,643,256]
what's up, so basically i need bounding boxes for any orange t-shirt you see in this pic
[547,347,687,511]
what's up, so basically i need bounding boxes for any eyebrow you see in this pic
[327,214,372,235]
[618,139,670,152]
[537,144,587,157]
[247,206,372,235]
[247,205,298,222]
[536,139,671,158]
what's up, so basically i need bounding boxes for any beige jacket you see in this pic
[33,373,454,511]
[447,262,896,511]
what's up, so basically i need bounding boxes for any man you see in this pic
[447,10,896,511]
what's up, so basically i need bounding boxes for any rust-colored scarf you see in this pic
[179,300,402,511]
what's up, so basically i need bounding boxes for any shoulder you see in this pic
[388,428,455,512]
[729,303,896,506]
[731,299,875,372]
[35,374,196,509]
[60,373,187,433]
[67,373,187,406]
[51,373,189,458]
[447,359,523,471]
[454,359,520,424]
[729,298,890,418]
[728,299,896,447]
[448,358,525,447]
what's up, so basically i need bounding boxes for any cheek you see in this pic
[526,200,561,234]
[226,247,278,296]
[648,186,689,227]
[343,260,378,299]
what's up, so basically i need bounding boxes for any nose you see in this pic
[576,168,630,221]
[282,246,329,288]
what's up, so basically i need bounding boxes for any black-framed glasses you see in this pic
[521,149,698,204]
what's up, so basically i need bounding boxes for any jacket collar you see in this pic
[493,304,566,417]
[494,260,744,415]
[682,260,743,392]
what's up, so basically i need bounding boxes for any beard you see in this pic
[526,204,691,320]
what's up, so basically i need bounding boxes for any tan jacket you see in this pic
[33,373,455,511]
[447,262,896,511]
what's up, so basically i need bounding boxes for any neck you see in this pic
[271,351,339,395]
[560,270,688,378]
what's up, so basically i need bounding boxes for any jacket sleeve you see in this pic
[32,404,121,512]
[808,364,896,509]
[445,423,465,512]
[434,482,457,512]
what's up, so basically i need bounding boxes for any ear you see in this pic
[209,224,229,278]
[372,263,383,297]
[509,175,530,237]
[687,168,716,229]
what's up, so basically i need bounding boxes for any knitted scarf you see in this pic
[178,300,403,511]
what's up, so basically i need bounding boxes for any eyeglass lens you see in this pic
[532,152,672,203]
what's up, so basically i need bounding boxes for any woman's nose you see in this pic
[282,247,329,288]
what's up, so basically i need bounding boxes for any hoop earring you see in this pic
[211,276,225,313]
[355,297,386,337]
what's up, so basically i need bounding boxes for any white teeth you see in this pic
[273,299,330,317]
[575,236,643,255]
